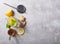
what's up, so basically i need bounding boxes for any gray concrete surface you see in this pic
[0,0,60,44]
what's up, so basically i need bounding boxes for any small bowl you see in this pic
[8,29,17,36]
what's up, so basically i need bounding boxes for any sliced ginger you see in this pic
[20,16,26,22]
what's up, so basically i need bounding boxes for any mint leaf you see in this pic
[6,24,11,28]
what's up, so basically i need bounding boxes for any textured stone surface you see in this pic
[0,0,60,44]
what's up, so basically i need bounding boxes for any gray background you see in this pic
[0,0,60,44]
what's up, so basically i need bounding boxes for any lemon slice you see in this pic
[7,17,17,26]
[16,28,25,35]
[5,9,13,17]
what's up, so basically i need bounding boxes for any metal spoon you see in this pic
[9,36,12,40]
[3,3,26,13]
[9,32,15,40]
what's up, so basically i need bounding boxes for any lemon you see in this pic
[16,28,24,35]
[7,17,17,26]
[5,9,13,17]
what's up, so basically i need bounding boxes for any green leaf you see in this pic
[6,24,11,28]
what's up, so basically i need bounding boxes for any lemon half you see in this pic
[7,17,17,26]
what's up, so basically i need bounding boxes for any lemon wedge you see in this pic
[5,9,13,17]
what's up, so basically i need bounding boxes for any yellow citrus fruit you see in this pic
[5,9,13,17]
[7,17,17,26]
[16,28,25,35]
